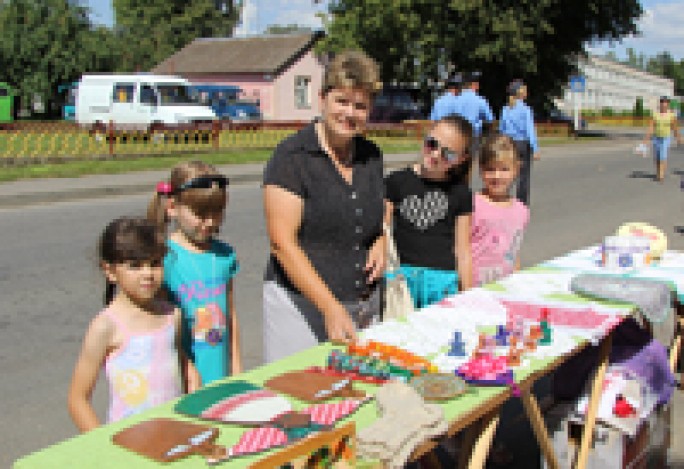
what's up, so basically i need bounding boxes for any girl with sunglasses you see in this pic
[384,115,474,309]
[148,161,241,387]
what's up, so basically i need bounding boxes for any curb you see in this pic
[0,159,414,209]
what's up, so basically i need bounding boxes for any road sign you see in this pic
[569,75,586,93]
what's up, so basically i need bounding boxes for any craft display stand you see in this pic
[14,247,684,469]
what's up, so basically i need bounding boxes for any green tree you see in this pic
[113,0,239,72]
[0,0,113,118]
[319,0,642,112]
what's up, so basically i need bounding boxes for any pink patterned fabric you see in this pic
[302,400,361,426]
[503,300,622,333]
[230,427,289,455]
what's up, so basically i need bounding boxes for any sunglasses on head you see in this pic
[424,136,461,163]
[177,175,229,193]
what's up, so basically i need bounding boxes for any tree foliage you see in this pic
[0,0,117,117]
[113,0,239,72]
[319,0,642,112]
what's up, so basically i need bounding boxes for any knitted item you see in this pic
[357,381,448,468]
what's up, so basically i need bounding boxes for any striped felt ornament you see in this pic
[302,399,362,426]
[229,427,289,456]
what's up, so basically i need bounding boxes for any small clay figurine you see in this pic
[540,309,552,345]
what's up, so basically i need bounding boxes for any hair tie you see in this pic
[156,181,173,195]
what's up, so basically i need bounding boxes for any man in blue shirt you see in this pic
[453,71,494,138]
[499,79,539,205]
[429,74,462,121]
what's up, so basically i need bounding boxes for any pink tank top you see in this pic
[103,304,182,423]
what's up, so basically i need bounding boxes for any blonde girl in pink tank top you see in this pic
[68,217,200,432]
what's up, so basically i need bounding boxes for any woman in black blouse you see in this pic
[262,51,385,362]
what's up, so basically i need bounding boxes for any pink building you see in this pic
[152,32,325,121]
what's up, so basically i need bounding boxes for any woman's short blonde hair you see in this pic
[322,50,382,97]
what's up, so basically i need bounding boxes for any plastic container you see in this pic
[602,236,651,270]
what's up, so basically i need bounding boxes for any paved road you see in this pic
[3,138,684,467]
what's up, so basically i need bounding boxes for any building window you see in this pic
[294,76,311,109]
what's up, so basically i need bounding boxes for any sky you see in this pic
[86,0,684,60]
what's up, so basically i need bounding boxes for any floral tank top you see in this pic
[103,304,182,423]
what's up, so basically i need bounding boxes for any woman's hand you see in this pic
[533,152,541,161]
[323,304,357,343]
[365,235,386,283]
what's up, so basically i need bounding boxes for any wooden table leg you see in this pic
[520,388,560,469]
[457,409,500,469]
[669,331,681,374]
[575,332,613,469]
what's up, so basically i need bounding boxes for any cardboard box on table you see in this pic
[541,402,670,469]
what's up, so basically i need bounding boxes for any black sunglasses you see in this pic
[177,175,229,193]
[424,136,461,163]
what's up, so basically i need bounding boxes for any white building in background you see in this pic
[556,54,675,113]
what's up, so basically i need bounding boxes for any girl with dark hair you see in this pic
[384,115,474,308]
[68,217,198,432]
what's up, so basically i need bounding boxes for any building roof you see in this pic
[152,31,324,76]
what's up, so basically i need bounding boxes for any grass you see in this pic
[0,135,597,183]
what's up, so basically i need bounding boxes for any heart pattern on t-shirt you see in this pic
[399,191,449,230]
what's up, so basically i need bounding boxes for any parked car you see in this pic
[76,74,216,131]
[189,84,262,122]
[535,108,587,133]
[370,88,424,123]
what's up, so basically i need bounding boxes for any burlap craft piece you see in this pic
[357,381,448,468]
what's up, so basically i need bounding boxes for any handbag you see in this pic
[383,223,414,321]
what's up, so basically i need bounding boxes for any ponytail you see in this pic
[147,190,170,235]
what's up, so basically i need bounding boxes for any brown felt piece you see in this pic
[265,370,366,402]
[112,418,219,463]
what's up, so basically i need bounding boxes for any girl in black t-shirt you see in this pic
[385,115,474,309]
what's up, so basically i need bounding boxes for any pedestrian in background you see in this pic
[451,71,494,186]
[499,79,539,205]
[642,96,682,182]
[429,73,462,121]
[262,50,385,362]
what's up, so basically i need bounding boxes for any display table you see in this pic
[15,249,682,469]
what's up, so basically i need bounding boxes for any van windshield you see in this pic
[157,84,197,106]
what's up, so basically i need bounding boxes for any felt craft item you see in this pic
[409,373,467,401]
[304,366,387,385]
[357,381,448,468]
[456,355,514,386]
[174,380,292,425]
[265,370,366,402]
[112,418,221,463]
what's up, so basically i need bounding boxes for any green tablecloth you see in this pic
[15,337,588,468]
[18,246,653,468]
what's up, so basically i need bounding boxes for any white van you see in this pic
[75,74,216,131]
